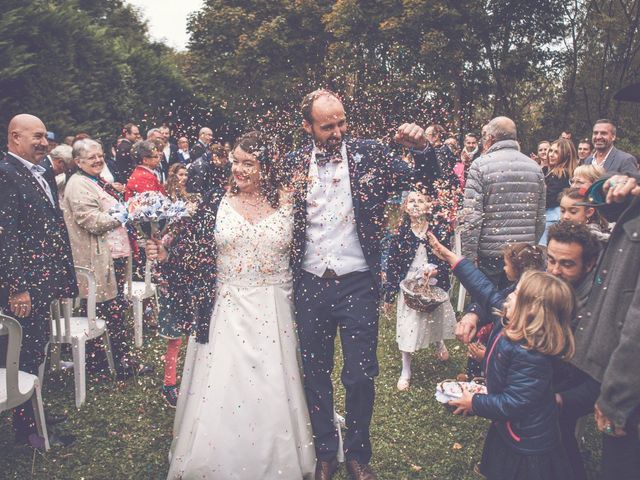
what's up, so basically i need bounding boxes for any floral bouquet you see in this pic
[109,191,189,240]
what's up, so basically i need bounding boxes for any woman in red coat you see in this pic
[125,140,166,200]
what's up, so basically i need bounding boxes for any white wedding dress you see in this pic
[167,197,315,479]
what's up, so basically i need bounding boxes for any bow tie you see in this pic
[316,152,342,167]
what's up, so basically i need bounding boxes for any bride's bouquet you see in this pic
[109,191,189,239]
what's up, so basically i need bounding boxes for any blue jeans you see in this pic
[539,206,560,246]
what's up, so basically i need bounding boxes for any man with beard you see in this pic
[284,89,439,480]
[581,119,637,174]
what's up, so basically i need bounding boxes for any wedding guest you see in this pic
[63,139,152,379]
[383,190,455,391]
[429,234,576,480]
[532,140,550,167]
[460,116,545,289]
[570,164,604,190]
[0,114,78,448]
[159,125,181,166]
[42,144,73,198]
[539,138,577,245]
[189,127,213,163]
[158,163,200,408]
[186,142,229,195]
[176,136,190,164]
[581,119,638,173]
[125,140,165,200]
[571,173,640,479]
[559,188,610,244]
[454,133,480,189]
[577,139,593,163]
[461,242,545,379]
[114,123,141,183]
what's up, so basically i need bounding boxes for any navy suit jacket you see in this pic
[582,146,638,174]
[0,154,78,308]
[283,137,440,289]
[40,155,60,206]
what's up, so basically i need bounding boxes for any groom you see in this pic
[285,89,438,480]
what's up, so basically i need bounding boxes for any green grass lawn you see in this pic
[1,311,602,479]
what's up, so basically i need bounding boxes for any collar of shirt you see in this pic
[312,142,347,166]
[593,146,614,166]
[10,152,47,175]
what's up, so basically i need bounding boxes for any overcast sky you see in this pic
[125,0,204,51]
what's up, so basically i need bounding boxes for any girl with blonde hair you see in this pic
[428,234,576,479]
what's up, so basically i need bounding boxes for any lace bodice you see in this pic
[214,196,293,286]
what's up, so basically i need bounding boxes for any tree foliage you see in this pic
[0,0,193,147]
[185,0,639,153]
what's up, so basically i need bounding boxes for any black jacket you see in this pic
[186,157,229,195]
[0,153,78,307]
[114,138,135,183]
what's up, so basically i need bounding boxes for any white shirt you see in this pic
[591,146,614,168]
[178,149,190,162]
[302,143,369,277]
[10,153,55,206]
[101,162,115,184]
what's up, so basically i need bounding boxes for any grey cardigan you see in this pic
[460,140,546,262]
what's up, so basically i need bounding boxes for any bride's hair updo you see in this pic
[229,130,280,208]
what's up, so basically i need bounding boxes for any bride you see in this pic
[148,131,315,479]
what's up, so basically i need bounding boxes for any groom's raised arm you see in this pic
[387,123,440,192]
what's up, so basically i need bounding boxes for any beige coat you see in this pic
[62,173,124,302]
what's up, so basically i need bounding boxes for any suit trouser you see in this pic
[559,397,594,480]
[295,270,379,464]
[601,424,640,479]
[0,296,50,441]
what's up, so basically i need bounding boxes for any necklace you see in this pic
[237,193,265,207]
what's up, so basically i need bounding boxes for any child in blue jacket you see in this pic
[428,232,576,480]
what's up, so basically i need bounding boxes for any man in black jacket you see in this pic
[186,142,229,195]
[189,127,213,163]
[113,122,141,183]
[0,114,78,447]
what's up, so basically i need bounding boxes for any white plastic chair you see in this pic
[124,252,158,348]
[50,266,116,408]
[0,313,50,450]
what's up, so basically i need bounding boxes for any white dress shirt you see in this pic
[11,153,55,206]
[302,143,369,277]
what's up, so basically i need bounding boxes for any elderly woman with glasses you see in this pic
[124,139,166,200]
[62,138,152,379]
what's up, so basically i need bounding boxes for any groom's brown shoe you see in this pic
[315,458,339,480]
[346,460,377,480]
